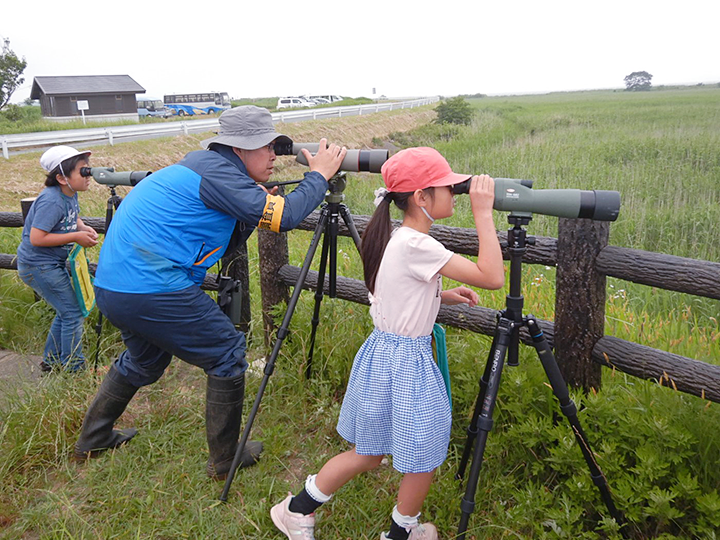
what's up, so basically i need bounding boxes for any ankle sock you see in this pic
[288,474,332,515]
[289,489,322,515]
[387,520,410,540]
[385,506,420,540]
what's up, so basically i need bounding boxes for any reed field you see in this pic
[0,87,719,539]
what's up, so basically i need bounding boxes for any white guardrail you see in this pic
[1,98,439,159]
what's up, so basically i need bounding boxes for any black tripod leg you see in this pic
[456,323,499,480]
[306,204,362,377]
[338,204,362,249]
[219,206,330,502]
[457,319,513,540]
[306,225,332,378]
[525,317,627,533]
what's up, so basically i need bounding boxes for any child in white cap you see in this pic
[271,147,505,540]
[16,145,99,372]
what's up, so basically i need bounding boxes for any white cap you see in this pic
[40,146,92,173]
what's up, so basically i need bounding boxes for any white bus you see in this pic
[163,92,231,116]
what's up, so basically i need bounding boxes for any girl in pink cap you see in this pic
[271,147,505,540]
[16,146,99,373]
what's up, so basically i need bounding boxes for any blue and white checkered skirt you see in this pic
[336,328,452,473]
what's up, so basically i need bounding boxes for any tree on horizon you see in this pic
[624,71,653,91]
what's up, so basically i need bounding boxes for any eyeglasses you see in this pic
[265,142,276,153]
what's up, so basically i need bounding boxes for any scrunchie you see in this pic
[373,187,390,207]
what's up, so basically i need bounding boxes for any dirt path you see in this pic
[0,349,43,383]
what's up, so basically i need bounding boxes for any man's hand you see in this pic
[302,138,347,180]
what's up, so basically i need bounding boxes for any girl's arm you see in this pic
[439,175,505,290]
[29,227,98,248]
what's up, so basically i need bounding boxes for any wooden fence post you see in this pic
[257,228,290,349]
[257,186,292,350]
[554,218,609,391]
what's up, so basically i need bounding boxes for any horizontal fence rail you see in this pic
[1,98,439,159]
[1,205,718,403]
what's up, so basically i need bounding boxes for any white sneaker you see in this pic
[270,493,316,540]
[380,522,439,540]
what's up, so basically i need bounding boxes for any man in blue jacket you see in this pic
[74,106,347,479]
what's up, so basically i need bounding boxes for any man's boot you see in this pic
[206,373,263,480]
[74,364,138,459]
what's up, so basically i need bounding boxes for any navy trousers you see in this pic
[96,285,246,387]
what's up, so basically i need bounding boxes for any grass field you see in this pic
[0,88,719,539]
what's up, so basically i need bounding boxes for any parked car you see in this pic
[137,98,173,118]
[277,97,315,109]
[309,95,343,103]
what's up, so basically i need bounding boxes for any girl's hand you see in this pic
[75,230,99,248]
[469,174,495,215]
[441,286,479,306]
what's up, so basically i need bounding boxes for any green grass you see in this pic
[1,89,720,538]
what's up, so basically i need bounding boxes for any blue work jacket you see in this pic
[94,145,328,293]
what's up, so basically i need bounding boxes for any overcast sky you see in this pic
[4,0,718,104]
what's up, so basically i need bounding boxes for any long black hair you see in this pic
[361,189,437,294]
[44,154,89,187]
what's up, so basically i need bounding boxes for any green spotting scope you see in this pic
[80,167,152,187]
[452,178,621,221]
[274,142,389,173]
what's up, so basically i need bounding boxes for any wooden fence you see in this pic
[2,207,719,403]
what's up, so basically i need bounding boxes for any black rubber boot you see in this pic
[74,364,138,459]
[205,373,263,480]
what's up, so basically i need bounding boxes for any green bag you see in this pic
[68,244,95,317]
[432,323,452,410]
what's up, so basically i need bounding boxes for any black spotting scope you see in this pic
[452,177,621,222]
[80,167,152,187]
[274,142,389,173]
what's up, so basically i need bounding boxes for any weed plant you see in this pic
[1,90,719,538]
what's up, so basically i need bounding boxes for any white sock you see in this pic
[392,505,420,529]
[305,474,333,503]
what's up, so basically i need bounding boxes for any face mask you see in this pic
[420,206,434,223]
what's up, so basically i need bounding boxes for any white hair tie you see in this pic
[373,187,389,207]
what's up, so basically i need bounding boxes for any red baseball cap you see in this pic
[381,147,470,193]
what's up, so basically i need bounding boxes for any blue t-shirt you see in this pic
[16,185,79,266]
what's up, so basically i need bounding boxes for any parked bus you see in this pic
[163,92,231,116]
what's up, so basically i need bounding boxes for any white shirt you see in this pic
[369,226,453,338]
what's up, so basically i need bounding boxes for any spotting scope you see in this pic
[452,177,621,221]
[274,142,389,173]
[80,167,152,187]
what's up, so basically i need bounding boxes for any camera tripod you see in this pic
[220,172,362,501]
[455,213,626,539]
[91,186,124,370]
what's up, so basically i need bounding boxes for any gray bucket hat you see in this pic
[201,105,292,150]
